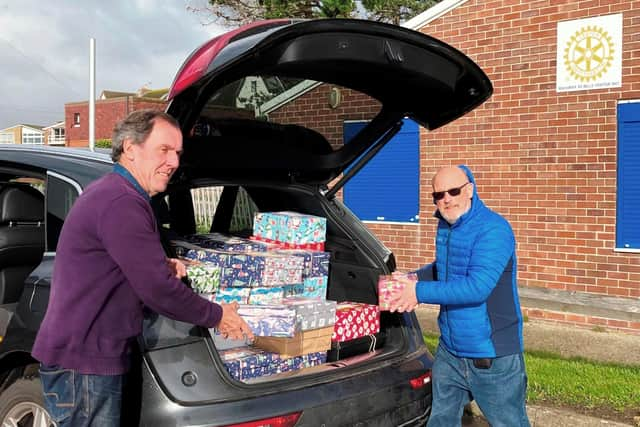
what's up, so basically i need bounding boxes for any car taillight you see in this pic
[168,19,290,100]
[409,371,432,389]
[220,412,302,427]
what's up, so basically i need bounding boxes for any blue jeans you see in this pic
[39,365,124,427]
[427,344,530,427]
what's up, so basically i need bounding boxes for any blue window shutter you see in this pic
[616,102,640,249]
[343,119,420,223]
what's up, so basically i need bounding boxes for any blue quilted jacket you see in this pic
[415,165,524,358]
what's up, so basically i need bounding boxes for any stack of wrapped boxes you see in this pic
[172,211,389,381]
[171,211,338,381]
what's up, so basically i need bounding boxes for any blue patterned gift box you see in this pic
[218,347,276,380]
[183,249,304,288]
[253,211,327,245]
[219,347,327,381]
[214,286,251,304]
[273,249,330,277]
[301,276,328,299]
[237,305,299,337]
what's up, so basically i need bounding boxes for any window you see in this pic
[0,132,14,144]
[73,113,81,127]
[22,129,44,144]
[190,185,257,234]
[616,100,640,251]
[343,119,420,223]
[46,173,80,251]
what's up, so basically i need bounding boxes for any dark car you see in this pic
[0,18,491,426]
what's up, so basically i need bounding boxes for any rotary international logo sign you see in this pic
[556,14,622,92]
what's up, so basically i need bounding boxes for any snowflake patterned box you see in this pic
[183,259,221,294]
[253,211,327,245]
[331,302,380,342]
[377,272,417,311]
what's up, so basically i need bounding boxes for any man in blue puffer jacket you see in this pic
[390,165,530,427]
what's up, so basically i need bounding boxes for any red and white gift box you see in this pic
[331,302,380,342]
[377,272,417,311]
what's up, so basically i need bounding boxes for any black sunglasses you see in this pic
[432,182,470,201]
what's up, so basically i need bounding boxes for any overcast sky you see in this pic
[0,0,225,130]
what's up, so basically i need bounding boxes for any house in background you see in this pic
[42,121,65,146]
[0,124,45,145]
[64,86,168,147]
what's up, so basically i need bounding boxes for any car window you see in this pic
[46,174,80,251]
[196,75,381,150]
[191,185,257,235]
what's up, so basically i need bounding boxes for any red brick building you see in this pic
[269,0,640,333]
[64,89,167,147]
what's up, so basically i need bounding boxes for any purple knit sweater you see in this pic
[32,172,222,375]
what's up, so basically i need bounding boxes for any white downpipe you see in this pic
[89,38,96,151]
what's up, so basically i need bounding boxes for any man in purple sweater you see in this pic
[32,109,252,426]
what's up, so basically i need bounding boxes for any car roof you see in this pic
[0,144,112,188]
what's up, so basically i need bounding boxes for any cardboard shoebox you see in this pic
[282,297,336,330]
[253,211,327,246]
[219,347,327,381]
[253,326,334,358]
[183,248,304,288]
[183,259,221,293]
[377,272,417,311]
[332,302,380,342]
[237,304,298,337]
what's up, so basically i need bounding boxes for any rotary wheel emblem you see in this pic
[563,25,614,82]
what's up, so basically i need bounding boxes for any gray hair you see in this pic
[111,109,180,162]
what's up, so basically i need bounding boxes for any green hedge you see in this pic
[95,139,112,148]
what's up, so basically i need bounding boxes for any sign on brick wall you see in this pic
[556,14,622,92]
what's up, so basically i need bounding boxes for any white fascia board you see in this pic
[402,0,469,30]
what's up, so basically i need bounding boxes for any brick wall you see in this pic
[268,0,639,333]
[65,97,167,146]
[416,1,640,300]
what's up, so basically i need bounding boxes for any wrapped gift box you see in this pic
[187,232,270,252]
[184,259,221,293]
[253,211,326,245]
[253,326,333,358]
[238,305,298,337]
[301,276,328,299]
[218,347,276,381]
[220,348,327,381]
[214,286,250,304]
[377,272,417,311]
[282,297,336,330]
[247,286,287,305]
[183,249,304,288]
[332,302,380,342]
[273,249,330,277]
